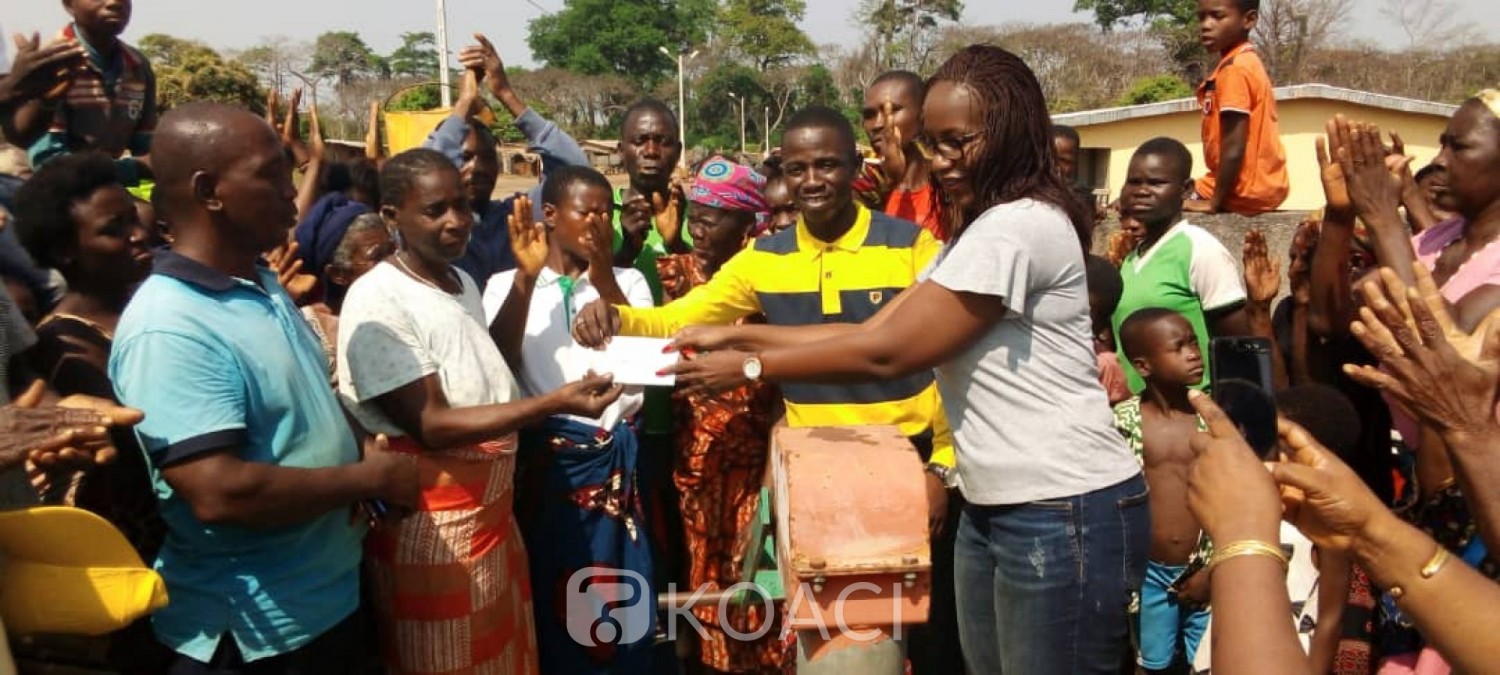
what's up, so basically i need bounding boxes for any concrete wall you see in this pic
[1069,99,1452,213]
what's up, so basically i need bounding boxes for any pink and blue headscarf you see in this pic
[689,157,770,234]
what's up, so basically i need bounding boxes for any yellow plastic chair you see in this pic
[0,507,167,637]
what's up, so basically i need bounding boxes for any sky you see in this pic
[5,0,1499,71]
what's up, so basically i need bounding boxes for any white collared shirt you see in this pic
[483,265,653,429]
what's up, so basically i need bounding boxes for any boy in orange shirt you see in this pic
[1186,0,1289,215]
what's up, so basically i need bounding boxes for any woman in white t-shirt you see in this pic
[336,149,622,675]
[667,46,1147,673]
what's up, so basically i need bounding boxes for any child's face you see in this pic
[544,182,613,265]
[384,168,473,265]
[1134,315,1204,386]
[763,178,798,233]
[1121,154,1190,228]
[1053,135,1080,184]
[66,0,132,38]
[1197,0,1256,55]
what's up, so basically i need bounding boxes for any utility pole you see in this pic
[660,46,699,169]
[435,0,452,107]
[728,92,746,156]
[763,106,770,158]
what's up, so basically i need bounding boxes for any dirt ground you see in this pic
[492,173,628,197]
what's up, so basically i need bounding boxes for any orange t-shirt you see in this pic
[885,184,946,241]
[1195,42,1289,214]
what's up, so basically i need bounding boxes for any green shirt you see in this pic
[1111,221,1246,394]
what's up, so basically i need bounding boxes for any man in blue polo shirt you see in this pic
[109,102,418,674]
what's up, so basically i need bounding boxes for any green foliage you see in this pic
[386,83,442,112]
[388,32,440,79]
[718,0,815,71]
[309,31,388,86]
[799,65,840,107]
[1115,74,1193,105]
[139,34,263,112]
[691,62,765,145]
[858,0,965,71]
[528,0,714,90]
[1074,0,1197,30]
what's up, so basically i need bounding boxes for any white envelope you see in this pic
[571,336,680,387]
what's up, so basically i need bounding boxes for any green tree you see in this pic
[527,0,714,90]
[388,32,440,80]
[691,61,765,149]
[1074,0,1205,74]
[857,0,965,72]
[799,65,840,107]
[139,34,264,112]
[1115,73,1193,104]
[718,0,816,72]
[308,31,388,87]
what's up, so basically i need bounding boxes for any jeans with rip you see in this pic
[955,474,1150,674]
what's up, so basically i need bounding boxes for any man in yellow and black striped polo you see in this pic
[573,105,954,489]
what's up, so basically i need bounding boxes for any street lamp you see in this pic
[435,0,452,107]
[727,92,746,157]
[763,106,770,159]
[659,45,699,169]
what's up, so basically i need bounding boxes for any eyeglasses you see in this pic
[913,132,983,160]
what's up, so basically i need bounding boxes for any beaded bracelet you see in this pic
[1208,540,1290,574]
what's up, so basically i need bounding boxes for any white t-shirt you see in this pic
[926,199,1140,504]
[336,262,520,438]
[483,266,653,429]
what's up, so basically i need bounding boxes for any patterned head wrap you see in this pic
[1477,89,1500,119]
[689,157,770,233]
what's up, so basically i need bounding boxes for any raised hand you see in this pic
[1316,116,1352,215]
[1344,263,1500,436]
[652,187,685,251]
[265,88,281,129]
[266,241,318,305]
[307,103,327,160]
[616,194,652,262]
[0,33,83,104]
[1243,229,1281,307]
[1337,121,1408,230]
[585,211,616,275]
[281,88,303,146]
[878,100,907,191]
[551,371,625,418]
[365,100,383,161]
[455,69,482,121]
[507,194,549,278]
[458,34,511,96]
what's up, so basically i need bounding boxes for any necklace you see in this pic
[394,251,457,295]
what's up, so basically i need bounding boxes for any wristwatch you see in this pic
[742,355,764,382]
[924,462,959,490]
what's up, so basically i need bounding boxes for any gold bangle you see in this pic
[1209,540,1290,573]
[1389,545,1452,601]
[1420,546,1451,579]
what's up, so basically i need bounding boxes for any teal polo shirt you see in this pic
[109,250,364,663]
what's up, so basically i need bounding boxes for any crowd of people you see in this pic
[1,0,1500,674]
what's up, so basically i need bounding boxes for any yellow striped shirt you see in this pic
[617,203,955,467]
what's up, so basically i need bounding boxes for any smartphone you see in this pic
[1209,337,1279,459]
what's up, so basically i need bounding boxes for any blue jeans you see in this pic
[955,474,1150,674]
